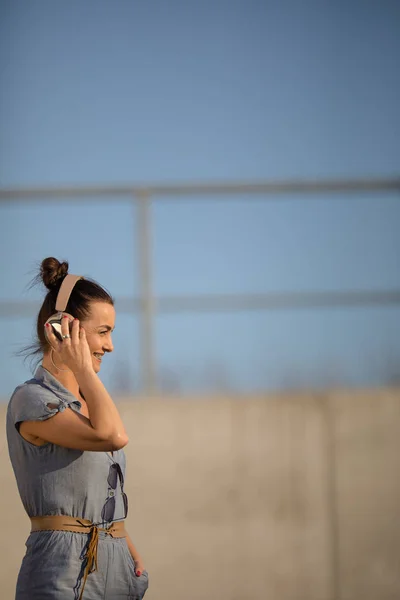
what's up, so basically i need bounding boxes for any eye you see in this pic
[99,330,108,336]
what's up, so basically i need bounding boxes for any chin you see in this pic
[92,359,101,373]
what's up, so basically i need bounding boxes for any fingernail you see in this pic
[63,315,69,319]
[136,571,141,577]
[45,323,49,328]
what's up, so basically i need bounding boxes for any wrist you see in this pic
[74,365,97,381]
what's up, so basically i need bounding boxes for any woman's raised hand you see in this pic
[45,316,93,374]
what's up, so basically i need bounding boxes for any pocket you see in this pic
[137,570,149,594]
[134,570,149,599]
[25,531,54,556]
[122,547,149,599]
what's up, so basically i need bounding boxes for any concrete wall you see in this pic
[0,388,399,600]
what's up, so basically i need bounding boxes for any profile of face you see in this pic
[81,301,115,373]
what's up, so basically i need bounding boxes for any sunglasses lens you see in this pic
[117,465,125,487]
[103,462,127,522]
[107,464,118,489]
[123,493,129,518]
[102,496,116,522]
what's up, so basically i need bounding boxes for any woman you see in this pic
[6,257,149,600]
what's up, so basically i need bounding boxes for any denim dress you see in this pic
[6,365,149,600]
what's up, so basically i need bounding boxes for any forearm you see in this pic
[126,533,144,565]
[75,368,128,442]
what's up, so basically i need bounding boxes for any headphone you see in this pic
[44,274,83,342]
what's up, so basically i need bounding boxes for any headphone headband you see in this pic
[55,274,83,312]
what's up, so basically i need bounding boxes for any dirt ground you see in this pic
[0,389,399,600]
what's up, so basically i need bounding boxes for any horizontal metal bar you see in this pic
[0,177,399,201]
[1,290,399,318]
[152,290,400,312]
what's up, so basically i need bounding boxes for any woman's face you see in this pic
[81,301,116,373]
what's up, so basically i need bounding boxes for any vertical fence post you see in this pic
[136,190,156,395]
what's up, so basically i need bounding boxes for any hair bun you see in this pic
[40,257,69,290]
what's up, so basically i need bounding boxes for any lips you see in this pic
[93,353,104,362]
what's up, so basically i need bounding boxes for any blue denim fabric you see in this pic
[6,366,149,599]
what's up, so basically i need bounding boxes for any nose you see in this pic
[103,334,114,353]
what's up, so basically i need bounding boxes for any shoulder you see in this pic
[9,380,63,426]
[10,380,54,408]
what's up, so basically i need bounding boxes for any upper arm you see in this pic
[20,408,128,451]
[11,384,128,452]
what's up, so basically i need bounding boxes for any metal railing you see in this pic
[1,177,400,394]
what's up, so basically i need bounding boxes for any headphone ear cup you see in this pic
[44,312,75,342]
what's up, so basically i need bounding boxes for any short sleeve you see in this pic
[10,383,70,431]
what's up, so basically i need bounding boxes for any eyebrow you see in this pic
[98,325,115,332]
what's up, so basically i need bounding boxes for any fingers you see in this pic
[134,561,145,577]
[70,318,80,344]
[45,323,61,352]
[61,314,72,339]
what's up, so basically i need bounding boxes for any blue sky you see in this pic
[0,0,399,396]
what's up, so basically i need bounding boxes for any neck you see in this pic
[42,354,81,401]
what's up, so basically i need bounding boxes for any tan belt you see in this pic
[31,516,127,600]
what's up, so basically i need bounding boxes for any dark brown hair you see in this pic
[20,257,114,364]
